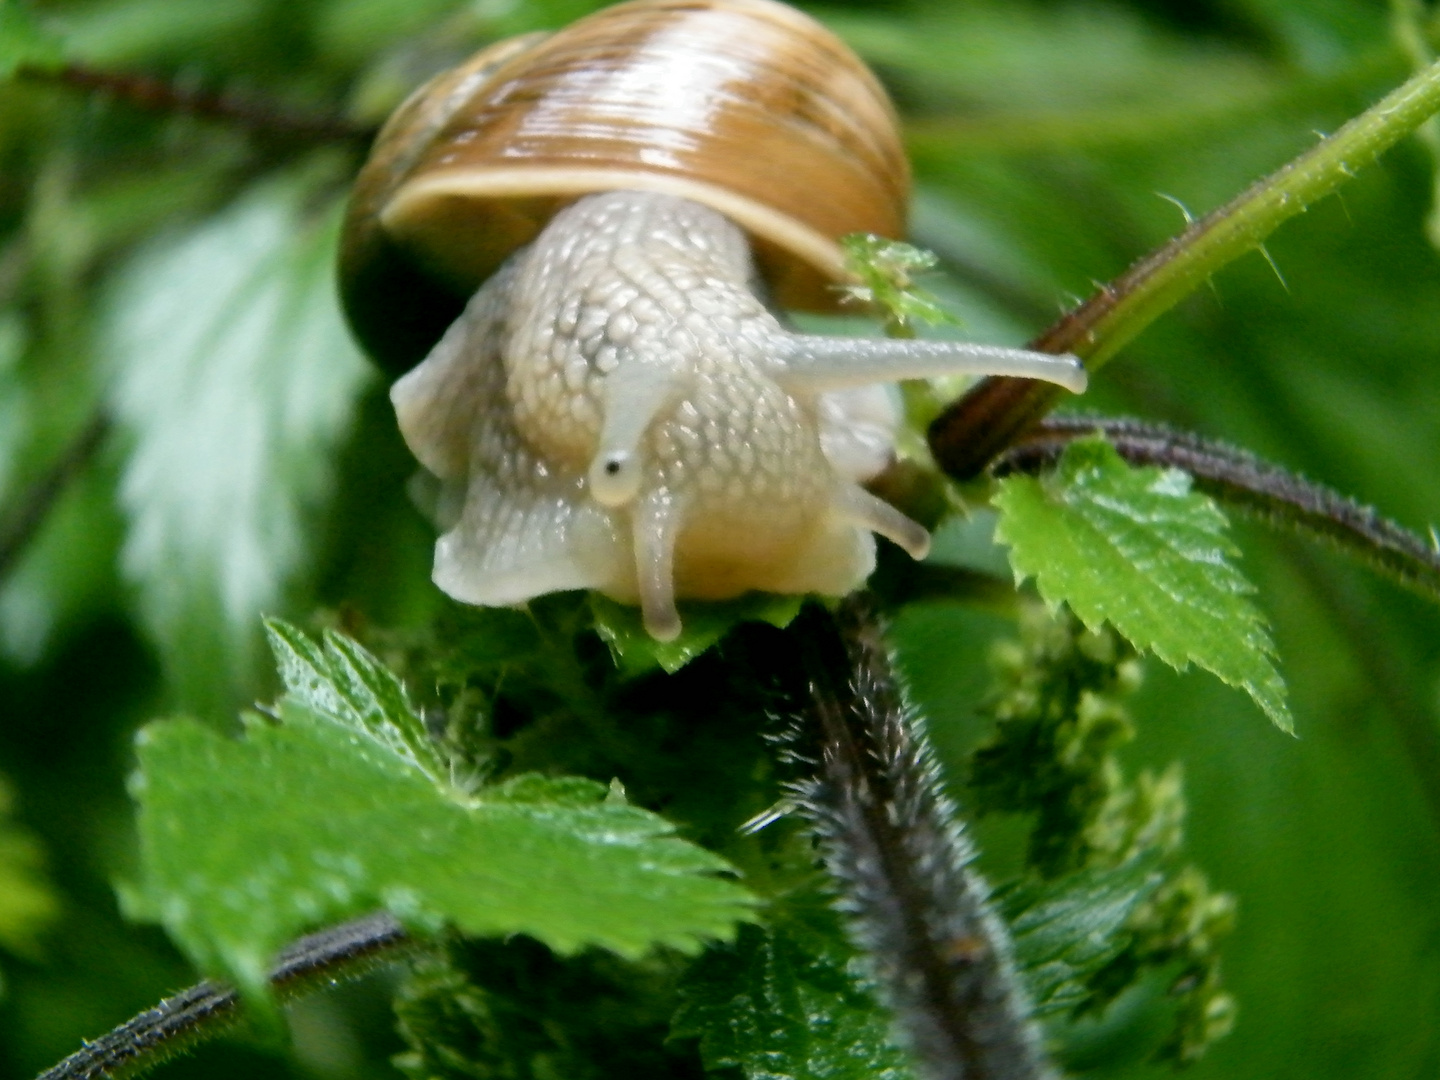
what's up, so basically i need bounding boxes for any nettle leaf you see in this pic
[839,233,960,332]
[1000,861,1161,1017]
[105,169,372,716]
[125,624,753,999]
[993,436,1292,732]
[0,0,63,77]
[673,918,913,1080]
[264,618,449,785]
[591,593,802,676]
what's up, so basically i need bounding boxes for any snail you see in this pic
[338,0,1085,642]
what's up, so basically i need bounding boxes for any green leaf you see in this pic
[0,0,63,77]
[590,593,803,677]
[124,625,753,999]
[673,916,913,1080]
[999,861,1161,1017]
[264,617,449,786]
[839,234,961,333]
[993,436,1292,732]
[104,169,372,716]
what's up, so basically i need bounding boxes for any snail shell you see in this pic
[339,0,1086,640]
[340,0,907,374]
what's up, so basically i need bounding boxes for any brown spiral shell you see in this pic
[339,0,910,373]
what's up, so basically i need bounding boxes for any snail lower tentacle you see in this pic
[391,190,1083,639]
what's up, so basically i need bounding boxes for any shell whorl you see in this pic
[339,0,909,373]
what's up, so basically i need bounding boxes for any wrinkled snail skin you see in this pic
[391,190,1086,640]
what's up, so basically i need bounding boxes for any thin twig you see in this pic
[35,912,411,1080]
[927,55,1440,478]
[993,415,1440,607]
[16,64,373,144]
[0,411,110,584]
[783,598,1054,1080]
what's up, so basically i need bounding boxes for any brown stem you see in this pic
[16,64,372,144]
[927,243,1207,480]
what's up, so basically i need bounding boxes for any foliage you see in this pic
[969,609,1146,878]
[994,437,1290,732]
[840,234,961,335]
[673,906,913,1080]
[123,621,753,999]
[589,593,803,678]
[971,609,1237,1064]
[106,173,372,715]
[4,1,1440,1080]
[395,935,706,1080]
[999,861,1161,1019]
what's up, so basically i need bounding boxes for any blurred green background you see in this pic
[3,0,1440,1077]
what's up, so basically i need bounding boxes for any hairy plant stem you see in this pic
[35,913,410,1080]
[994,416,1440,607]
[784,598,1052,1080]
[929,53,1440,478]
[16,64,372,143]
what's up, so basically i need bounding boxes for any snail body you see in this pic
[342,0,1086,640]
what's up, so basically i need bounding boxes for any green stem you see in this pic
[1390,0,1440,247]
[930,53,1440,478]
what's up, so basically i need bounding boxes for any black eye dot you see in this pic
[605,460,621,475]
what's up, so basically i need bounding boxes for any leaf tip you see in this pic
[1260,696,1296,736]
